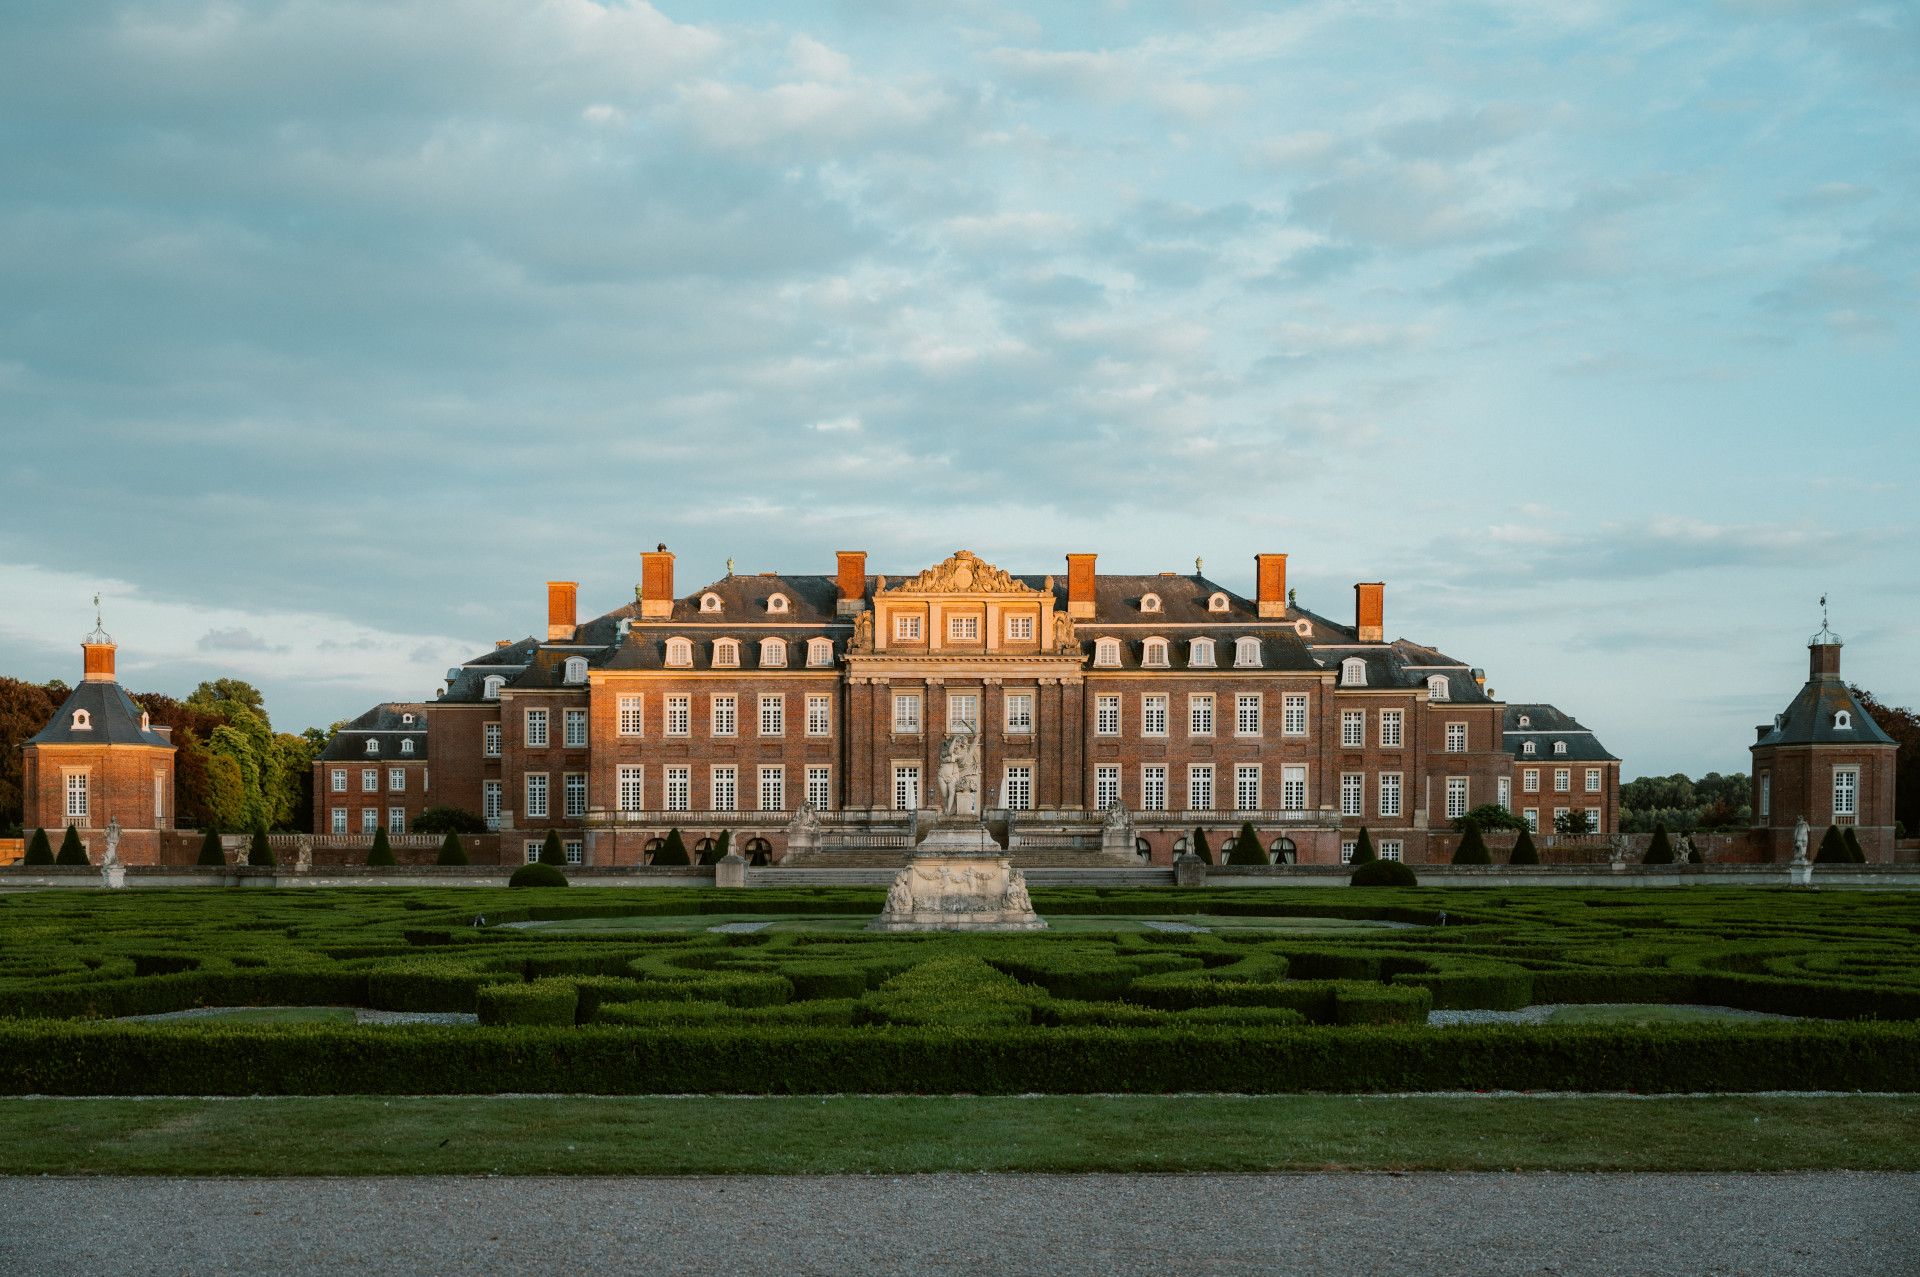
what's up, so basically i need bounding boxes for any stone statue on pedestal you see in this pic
[1792,817,1810,865]
[100,818,126,889]
[936,726,981,818]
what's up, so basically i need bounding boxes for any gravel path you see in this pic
[4,1173,1913,1276]
[1429,1004,1800,1027]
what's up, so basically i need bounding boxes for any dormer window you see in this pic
[1234,637,1261,668]
[713,638,740,668]
[767,593,789,614]
[365,738,379,754]
[700,593,723,614]
[71,709,92,730]
[1189,638,1215,668]
[1341,657,1367,687]
[1428,675,1450,702]
[482,676,505,700]
[1140,593,1162,614]
[1294,619,1313,638]
[665,638,693,668]
[1553,741,1567,755]
[563,657,588,684]
[139,712,150,731]
[760,637,787,668]
[1095,638,1121,668]
[1523,741,1537,756]
[401,712,414,725]
[400,739,415,755]
[1834,710,1853,730]
[806,637,832,667]
[1207,592,1230,614]
[1143,638,1170,668]
[1518,714,1531,728]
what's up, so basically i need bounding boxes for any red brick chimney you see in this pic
[1810,640,1843,680]
[1065,553,1097,619]
[1355,582,1385,643]
[546,581,578,641]
[82,639,116,682]
[1255,553,1288,619]
[639,545,675,620]
[836,551,867,615]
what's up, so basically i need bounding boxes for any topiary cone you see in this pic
[1350,826,1378,865]
[1452,822,1491,865]
[250,824,276,867]
[1509,826,1540,865]
[196,826,226,866]
[652,827,690,866]
[1643,822,1675,865]
[55,825,90,865]
[366,826,396,866]
[436,831,470,865]
[1191,827,1213,865]
[1227,820,1267,865]
[539,830,567,866]
[1814,824,1849,864]
[1843,827,1866,864]
[22,828,53,866]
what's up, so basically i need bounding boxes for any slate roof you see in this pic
[1076,629,1322,673]
[317,703,429,762]
[1753,676,1896,748]
[1503,703,1619,763]
[25,680,173,748]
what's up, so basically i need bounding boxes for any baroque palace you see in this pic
[310,547,1626,866]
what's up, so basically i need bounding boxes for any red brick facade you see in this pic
[1750,639,1899,861]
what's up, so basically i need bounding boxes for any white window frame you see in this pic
[665,695,690,737]
[524,708,549,749]
[1380,709,1403,748]
[948,615,980,641]
[1189,638,1215,668]
[362,768,378,793]
[1497,775,1512,811]
[760,638,787,668]
[1005,691,1034,735]
[665,638,692,667]
[483,722,501,757]
[524,773,549,819]
[947,691,980,733]
[361,807,378,835]
[1003,764,1033,811]
[1234,636,1261,668]
[483,780,502,827]
[1141,765,1168,812]
[1143,638,1170,668]
[711,694,737,738]
[1094,765,1121,811]
[563,772,587,818]
[1340,772,1363,817]
[1234,764,1260,812]
[893,692,922,735]
[400,739,414,756]
[1585,768,1602,794]
[894,614,922,641]
[713,638,740,669]
[806,693,832,738]
[1281,765,1307,812]
[665,766,690,813]
[1523,807,1538,833]
[388,767,405,791]
[330,768,347,793]
[524,840,541,865]
[1380,772,1403,818]
[808,638,834,667]
[563,657,587,685]
[331,808,348,835]
[1006,614,1034,642]
[616,767,643,813]
[1342,710,1364,749]
[1428,675,1449,701]
[711,765,737,812]
[806,765,832,812]
[1188,693,1214,737]
[1445,722,1467,754]
[1094,638,1121,667]
[1187,764,1214,812]
[1554,768,1571,793]
[618,695,643,737]
[1379,840,1403,862]
[387,806,406,835]
[893,764,921,811]
[1342,657,1367,687]
[1234,693,1261,737]
[1446,776,1468,821]
[563,708,588,748]
[1141,694,1168,738]
[758,693,785,738]
[64,772,88,821]
[482,675,505,700]
[1283,694,1308,737]
[1760,772,1771,820]
[1095,694,1121,737]
[564,839,583,866]
[1523,768,1540,794]
[758,765,785,813]
[1833,766,1859,818]
[1340,839,1356,865]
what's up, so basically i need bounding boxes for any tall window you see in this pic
[1523,768,1540,793]
[484,723,501,757]
[1188,694,1214,737]
[1283,694,1308,736]
[1497,776,1511,810]
[806,694,832,737]
[1380,710,1403,748]
[331,768,347,793]
[362,768,378,792]
[1554,768,1570,793]
[1445,722,1467,753]
[1003,765,1033,811]
[665,766,690,812]
[1281,765,1306,811]
[525,708,549,748]
[894,692,922,734]
[1585,768,1602,794]
[64,773,88,820]
[1095,695,1121,736]
[712,766,737,811]
[665,695,690,737]
[618,695,643,736]
[947,692,979,733]
[388,807,406,834]
[1142,694,1168,737]
[1005,692,1034,734]
[1187,764,1214,811]
[1446,776,1468,821]
[389,768,405,791]
[1236,694,1261,737]
[362,808,378,834]
[564,773,587,817]
[1341,710,1364,748]
[615,767,642,813]
[1380,772,1403,818]
[759,694,785,737]
[1141,765,1168,812]
[1833,766,1859,818]
[893,764,921,810]
[1523,808,1538,833]
[564,839,583,866]
[483,780,502,826]
[1340,772,1363,817]
[1094,765,1121,811]
[806,766,832,811]
[711,695,737,737]
[759,766,784,812]
[524,841,542,865]
[564,708,588,748]
[1235,764,1260,811]
[1760,772,1771,819]
[331,808,348,835]
[524,774,549,819]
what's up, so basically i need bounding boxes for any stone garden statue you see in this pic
[101,818,121,868]
[1792,817,1810,865]
[295,838,313,874]
[936,725,982,817]
[1103,802,1129,832]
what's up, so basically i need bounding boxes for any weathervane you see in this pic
[84,592,112,645]
[1811,593,1842,647]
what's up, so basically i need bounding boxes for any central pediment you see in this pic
[882,550,1041,597]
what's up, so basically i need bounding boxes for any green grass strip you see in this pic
[2,1094,1915,1176]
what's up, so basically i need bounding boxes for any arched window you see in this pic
[1207,592,1230,613]
[1428,675,1450,701]
[401,712,415,725]
[713,638,739,668]
[1095,638,1121,667]
[767,593,790,614]
[699,593,723,614]
[71,709,91,730]
[808,637,834,667]
[1143,638,1170,668]
[1140,592,1162,614]
[1518,714,1531,728]
[482,675,505,700]
[1341,657,1367,687]
[1553,741,1568,755]
[1234,636,1261,668]
[1189,638,1215,668]
[665,638,692,668]
[1172,835,1188,854]
[139,712,150,731]
[1270,836,1297,864]
[563,657,588,684]
[1835,710,1853,730]
[760,637,787,668]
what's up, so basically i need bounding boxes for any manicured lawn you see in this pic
[2,1094,1914,1176]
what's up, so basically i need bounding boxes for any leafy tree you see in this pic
[1643,821,1675,865]
[186,678,268,722]
[56,824,89,865]
[539,830,566,866]
[1620,771,1752,834]
[1849,685,1917,835]
[0,679,64,831]
[249,823,275,867]
[22,827,53,865]
[1815,824,1850,865]
[1554,809,1595,835]
[1843,827,1867,864]
[1349,826,1377,865]
[1509,825,1541,865]
[652,827,691,866]
[413,806,488,835]
[1190,827,1213,865]
[1452,822,1492,865]
[366,826,396,867]
[196,826,226,866]
[1227,820,1267,865]
[436,831,470,866]
[1453,804,1527,834]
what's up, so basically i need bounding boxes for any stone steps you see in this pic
[747,866,1175,888]
[780,850,1142,869]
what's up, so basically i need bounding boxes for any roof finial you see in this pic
[726,557,735,577]
[84,592,113,645]
[1195,556,1204,576]
[1811,593,1842,647]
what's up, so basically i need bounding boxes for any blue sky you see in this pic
[0,0,1914,777]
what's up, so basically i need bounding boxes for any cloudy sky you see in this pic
[1,0,1914,776]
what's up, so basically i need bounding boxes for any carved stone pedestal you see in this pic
[870,822,1046,933]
